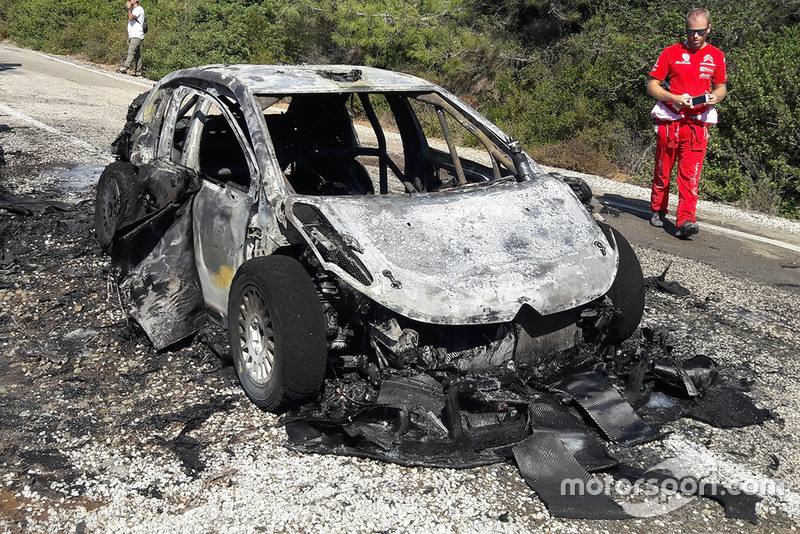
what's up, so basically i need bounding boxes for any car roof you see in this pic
[157,64,439,95]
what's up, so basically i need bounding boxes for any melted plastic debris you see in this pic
[147,396,236,477]
[0,188,74,216]
[609,463,763,523]
[682,377,771,428]
[514,433,629,519]
[549,368,659,446]
[645,261,691,297]
[282,334,771,522]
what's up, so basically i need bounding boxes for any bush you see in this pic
[528,138,627,180]
[715,24,800,216]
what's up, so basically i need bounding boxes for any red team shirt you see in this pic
[650,42,727,116]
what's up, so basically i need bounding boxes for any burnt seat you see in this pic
[270,95,374,196]
[197,114,250,189]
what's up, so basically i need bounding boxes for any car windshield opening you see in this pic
[256,92,517,196]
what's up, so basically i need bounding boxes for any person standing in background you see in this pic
[647,8,727,238]
[117,0,145,76]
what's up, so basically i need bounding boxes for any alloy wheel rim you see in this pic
[237,287,275,384]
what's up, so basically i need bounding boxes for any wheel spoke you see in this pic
[235,286,276,385]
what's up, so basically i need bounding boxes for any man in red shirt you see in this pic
[647,8,727,238]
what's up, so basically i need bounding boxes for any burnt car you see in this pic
[96,65,645,412]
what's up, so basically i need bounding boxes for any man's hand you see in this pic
[647,77,692,109]
[672,93,692,109]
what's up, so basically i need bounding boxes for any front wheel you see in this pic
[602,225,645,343]
[227,256,328,412]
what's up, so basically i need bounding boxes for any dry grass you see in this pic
[528,139,629,181]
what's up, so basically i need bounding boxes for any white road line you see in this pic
[0,103,112,159]
[599,197,800,254]
[663,435,800,518]
[1,44,154,89]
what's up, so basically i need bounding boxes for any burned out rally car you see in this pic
[96,65,645,413]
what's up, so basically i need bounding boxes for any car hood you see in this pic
[287,177,618,325]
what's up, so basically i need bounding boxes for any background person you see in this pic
[647,8,727,238]
[117,0,145,76]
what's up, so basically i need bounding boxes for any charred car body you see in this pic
[96,65,645,412]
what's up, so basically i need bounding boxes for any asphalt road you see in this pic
[588,185,800,294]
[1,42,800,534]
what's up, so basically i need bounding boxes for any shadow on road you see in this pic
[596,193,678,235]
[0,62,22,72]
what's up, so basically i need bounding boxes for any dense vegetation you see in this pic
[1,0,798,217]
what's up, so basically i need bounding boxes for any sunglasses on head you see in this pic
[686,27,708,36]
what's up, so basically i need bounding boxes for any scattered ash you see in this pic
[0,144,244,530]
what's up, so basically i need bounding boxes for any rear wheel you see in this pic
[603,225,645,343]
[227,256,328,412]
[94,162,137,247]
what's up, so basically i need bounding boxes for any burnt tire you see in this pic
[227,256,328,412]
[603,225,645,343]
[94,162,137,247]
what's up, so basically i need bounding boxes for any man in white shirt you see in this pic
[117,0,145,76]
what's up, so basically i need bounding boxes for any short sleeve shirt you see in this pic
[650,42,726,115]
[127,5,145,40]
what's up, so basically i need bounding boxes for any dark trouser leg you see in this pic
[124,38,143,70]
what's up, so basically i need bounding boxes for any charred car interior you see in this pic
[97,65,771,521]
